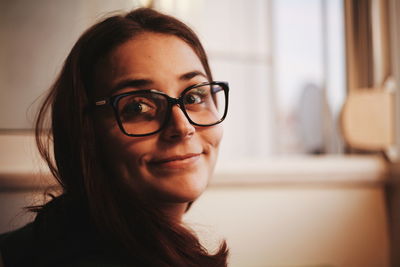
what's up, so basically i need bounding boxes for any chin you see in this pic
[158,182,208,203]
[155,168,210,201]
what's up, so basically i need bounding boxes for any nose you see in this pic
[161,105,195,141]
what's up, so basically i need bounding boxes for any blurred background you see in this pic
[1,0,400,266]
[0,0,346,157]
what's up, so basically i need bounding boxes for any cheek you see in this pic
[97,134,160,193]
[93,116,153,172]
[200,125,223,161]
[201,126,223,187]
[208,125,223,149]
[101,135,153,166]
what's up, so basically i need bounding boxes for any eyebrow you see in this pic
[111,79,153,95]
[110,71,207,95]
[179,70,207,81]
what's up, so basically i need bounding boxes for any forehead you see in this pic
[93,32,206,96]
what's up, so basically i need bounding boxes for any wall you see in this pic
[186,185,389,267]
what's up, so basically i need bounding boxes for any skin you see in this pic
[92,32,223,221]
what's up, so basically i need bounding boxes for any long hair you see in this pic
[35,7,228,266]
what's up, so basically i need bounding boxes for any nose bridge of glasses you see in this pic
[167,96,180,105]
[165,95,185,110]
[165,94,192,125]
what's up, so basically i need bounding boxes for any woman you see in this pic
[0,7,229,266]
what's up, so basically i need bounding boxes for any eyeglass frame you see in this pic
[94,81,229,137]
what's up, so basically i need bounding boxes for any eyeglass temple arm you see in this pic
[95,99,107,106]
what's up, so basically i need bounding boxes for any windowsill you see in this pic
[0,133,389,190]
[0,156,388,190]
[212,155,388,187]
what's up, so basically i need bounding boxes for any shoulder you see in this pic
[61,256,134,267]
[0,223,35,245]
[0,197,132,267]
[0,252,4,267]
[0,223,36,266]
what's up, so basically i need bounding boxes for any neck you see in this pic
[158,202,188,222]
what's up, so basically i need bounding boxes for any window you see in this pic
[155,0,346,160]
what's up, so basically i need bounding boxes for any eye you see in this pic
[124,101,151,114]
[119,96,157,121]
[184,87,209,105]
[184,93,203,105]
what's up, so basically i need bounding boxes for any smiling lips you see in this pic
[149,153,201,168]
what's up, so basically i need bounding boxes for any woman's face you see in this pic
[93,32,223,206]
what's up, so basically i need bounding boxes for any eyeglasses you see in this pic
[94,81,229,137]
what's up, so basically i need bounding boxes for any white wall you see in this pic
[0,0,138,129]
[186,186,389,267]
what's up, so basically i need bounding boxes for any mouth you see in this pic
[148,153,201,169]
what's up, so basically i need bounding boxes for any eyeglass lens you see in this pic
[116,83,226,135]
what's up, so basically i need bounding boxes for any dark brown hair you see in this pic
[35,7,228,266]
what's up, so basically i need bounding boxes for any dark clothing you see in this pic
[0,196,130,267]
